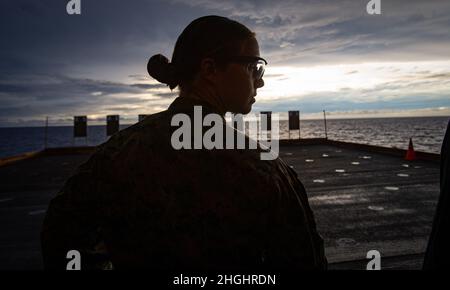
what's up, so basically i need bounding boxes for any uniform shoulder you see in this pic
[96,110,170,152]
[72,110,171,175]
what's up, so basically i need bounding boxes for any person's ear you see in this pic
[199,57,218,83]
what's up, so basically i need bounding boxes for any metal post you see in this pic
[85,117,88,146]
[299,111,301,140]
[44,116,48,149]
[323,110,328,139]
[257,118,259,141]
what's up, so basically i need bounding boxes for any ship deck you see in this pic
[0,139,440,270]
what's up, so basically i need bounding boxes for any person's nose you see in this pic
[255,77,264,89]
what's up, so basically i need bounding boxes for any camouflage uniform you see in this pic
[41,96,327,270]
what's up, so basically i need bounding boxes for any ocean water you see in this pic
[0,116,448,158]
[278,116,450,154]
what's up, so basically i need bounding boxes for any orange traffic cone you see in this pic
[405,138,416,161]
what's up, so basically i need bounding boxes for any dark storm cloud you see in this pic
[156,92,178,98]
[3,0,449,75]
[0,73,171,120]
[0,0,210,81]
[0,0,207,125]
[1,75,141,97]
[176,0,450,64]
[1,0,450,126]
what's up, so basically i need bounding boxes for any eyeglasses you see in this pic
[227,56,268,81]
[205,46,268,81]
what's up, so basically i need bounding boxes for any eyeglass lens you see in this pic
[253,62,265,80]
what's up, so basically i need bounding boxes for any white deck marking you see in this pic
[368,206,385,211]
[0,198,14,203]
[28,209,46,216]
[336,238,358,247]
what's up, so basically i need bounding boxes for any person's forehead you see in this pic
[239,37,260,57]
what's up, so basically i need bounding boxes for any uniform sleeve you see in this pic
[40,151,113,270]
[263,161,327,270]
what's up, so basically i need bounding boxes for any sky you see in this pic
[1,0,450,126]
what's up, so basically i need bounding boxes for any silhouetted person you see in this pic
[424,119,450,270]
[41,15,326,270]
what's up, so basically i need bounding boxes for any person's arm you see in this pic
[263,161,327,270]
[41,152,113,270]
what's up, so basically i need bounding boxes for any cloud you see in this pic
[128,74,150,81]
[0,73,175,122]
[1,0,450,126]
[172,0,450,65]
[154,91,179,98]
[425,73,450,80]
[130,83,168,90]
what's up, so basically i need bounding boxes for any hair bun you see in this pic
[147,54,178,89]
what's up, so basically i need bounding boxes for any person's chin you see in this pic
[232,101,253,114]
[232,106,251,115]
[241,105,252,115]
[241,97,255,114]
